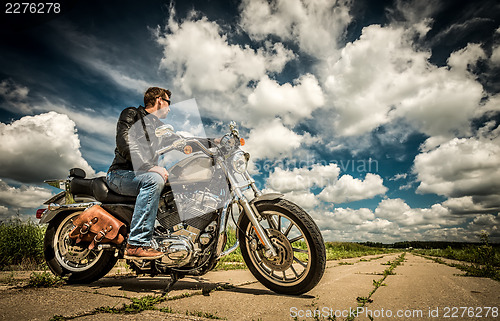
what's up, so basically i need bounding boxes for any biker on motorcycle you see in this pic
[39,88,326,294]
[106,87,218,260]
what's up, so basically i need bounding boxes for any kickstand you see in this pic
[163,272,180,293]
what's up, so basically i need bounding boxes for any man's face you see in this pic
[156,94,170,119]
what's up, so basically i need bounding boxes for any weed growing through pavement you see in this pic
[49,283,237,320]
[349,253,406,320]
[26,271,64,288]
[0,271,17,285]
[186,310,226,320]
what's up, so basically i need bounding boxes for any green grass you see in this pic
[0,219,46,270]
[26,271,64,288]
[325,242,398,260]
[414,246,500,267]
[414,234,500,281]
[214,228,398,270]
[0,219,396,273]
[215,227,245,270]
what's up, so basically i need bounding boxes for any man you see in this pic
[106,87,172,259]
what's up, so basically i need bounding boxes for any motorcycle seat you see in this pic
[70,176,137,204]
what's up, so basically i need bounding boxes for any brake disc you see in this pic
[258,229,293,272]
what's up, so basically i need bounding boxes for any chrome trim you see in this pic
[239,196,278,258]
[215,199,232,256]
[249,193,283,205]
[245,171,262,197]
[218,240,240,258]
[48,201,101,211]
[224,165,277,258]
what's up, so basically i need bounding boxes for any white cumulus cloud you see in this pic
[244,118,303,160]
[325,24,484,138]
[0,112,96,183]
[0,180,53,209]
[319,173,388,204]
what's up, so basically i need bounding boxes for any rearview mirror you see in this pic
[155,124,175,137]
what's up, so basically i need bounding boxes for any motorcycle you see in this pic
[37,122,326,295]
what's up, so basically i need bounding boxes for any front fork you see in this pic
[218,164,278,259]
[233,171,277,259]
[238,194,278,258]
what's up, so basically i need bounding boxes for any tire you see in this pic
[44,211,119,284]
[238,198,326,295]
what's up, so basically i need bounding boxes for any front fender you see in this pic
[249,193,283,205]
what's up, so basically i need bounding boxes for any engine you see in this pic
[154,189,222,267]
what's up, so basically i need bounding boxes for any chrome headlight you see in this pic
[232,151,248,174]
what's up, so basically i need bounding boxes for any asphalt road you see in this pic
[0,253,498,321]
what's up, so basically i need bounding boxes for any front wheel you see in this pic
[238,199,326,295]
[44,211,119,284]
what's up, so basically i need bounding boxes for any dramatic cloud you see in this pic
[265,164,386,209]
[244,118,303,160]
[266,164,340,192]
[312,198,472,243]
[2,0,499,241]
[0,112,95,183]
[318,173,388,204]
[156,12,294,96]
[240,0,351,58]
[414,135,500,213]
[247,74,324,126]
[51,21,154,95]
[0,180,53,209]
[0,79,31,113]
[324,24,484,138]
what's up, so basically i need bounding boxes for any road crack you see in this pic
[48,280,257,320]
[344,252,406,321]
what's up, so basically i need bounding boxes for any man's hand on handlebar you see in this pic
[149,166,169,183]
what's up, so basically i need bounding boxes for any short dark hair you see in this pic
[144,87,171,107]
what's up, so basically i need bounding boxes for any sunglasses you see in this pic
[160,97,171,105]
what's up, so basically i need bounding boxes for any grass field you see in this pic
[0,219,497,282]
[0,219,398,271]
[0,219,46,269]
[413,237,500,281]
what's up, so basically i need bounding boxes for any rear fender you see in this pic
[39,202,99,224]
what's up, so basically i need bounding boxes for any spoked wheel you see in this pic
[238,199,326,295]
[44,211,118,284]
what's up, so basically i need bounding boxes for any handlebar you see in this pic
[156,138,216,157]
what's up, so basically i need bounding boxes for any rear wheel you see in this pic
[44,211,119,284]
[238,199,326,295]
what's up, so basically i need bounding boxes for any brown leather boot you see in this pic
[124,244,164,260]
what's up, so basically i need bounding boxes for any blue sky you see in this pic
[1,0,499,242]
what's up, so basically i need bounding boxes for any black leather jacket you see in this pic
[108,106,216,173]
[108,106,163,172]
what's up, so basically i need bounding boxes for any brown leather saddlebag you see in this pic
[69,205,126,250]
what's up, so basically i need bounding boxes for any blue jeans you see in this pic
[106,169,165,247]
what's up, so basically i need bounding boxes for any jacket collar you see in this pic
[137,105,148,116]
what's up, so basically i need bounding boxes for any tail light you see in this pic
[36,209,46,219]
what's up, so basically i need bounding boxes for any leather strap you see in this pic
[138,107,155,158]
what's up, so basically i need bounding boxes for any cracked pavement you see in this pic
[0,253,498,320]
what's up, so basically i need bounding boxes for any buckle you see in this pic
[80,223,90,234]
[94,230,106,243]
